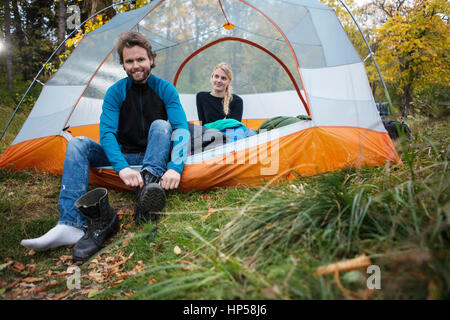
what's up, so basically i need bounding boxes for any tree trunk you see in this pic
[402,83,413,117]
[57,0,66,62]
[4,0,14,90]
[12,0,25,81]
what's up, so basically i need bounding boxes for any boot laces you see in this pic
[89,216,107,238]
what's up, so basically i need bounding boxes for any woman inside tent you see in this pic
[196,62,242,124]
[196,62,255,142]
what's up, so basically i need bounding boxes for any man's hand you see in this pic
[160,169,181,190]
[119,167,143,188]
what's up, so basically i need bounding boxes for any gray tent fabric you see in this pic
[11,0,386,147]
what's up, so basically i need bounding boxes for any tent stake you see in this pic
[0,1,134,142]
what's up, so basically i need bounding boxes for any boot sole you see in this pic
[140,183,166,216]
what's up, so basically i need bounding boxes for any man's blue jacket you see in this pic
[99,74,189,174]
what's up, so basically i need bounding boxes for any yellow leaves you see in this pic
[373,0,450,97]
[66,32,84,48]
[84,16,106,34]
[66,13,110,49]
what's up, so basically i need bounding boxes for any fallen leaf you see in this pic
[110,279,124,287]
[201,194,210,200]
[200,212,212,222]
[105,266,121,281]
[180,259,195,271]
[173,245,182,255]
[54,290,70,300]
[117,209,132,216]
[260,285,281,299]
[147,278,157,285]
[130,261,145,275]
[59,255,72,263]
[124,290,134,297]
[116,273,131,280]
[88,259,99,269]
[200,208,216,222]
[28,280,58,295]
[26,263,35,275]
[22,277,45,283]
[11,287,24,299]
[181,265,193,271]
[6,277,24,291]
[26,250,36,256]
[9,261,25,273]
[88,289,101,298]
[88,272,104,283]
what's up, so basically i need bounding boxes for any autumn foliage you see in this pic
[374,0,450,115]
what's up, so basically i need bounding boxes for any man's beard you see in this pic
[128,68,150,83]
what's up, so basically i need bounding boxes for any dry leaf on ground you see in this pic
[173,245,182,255]
[54,290,71,300]
[8,261,25,273]
[260,285,281,299]
[22,277,45,283]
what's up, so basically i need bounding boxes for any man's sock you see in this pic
[21,224,85,251]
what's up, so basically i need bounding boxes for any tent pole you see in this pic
[338,0,394,114]
[0,1,133,142]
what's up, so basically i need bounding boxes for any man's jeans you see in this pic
[57,120,172,230]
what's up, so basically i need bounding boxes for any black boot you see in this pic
[133,170,166,225]
[72,188,119,262]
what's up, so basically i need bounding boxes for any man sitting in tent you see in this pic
[20,31,190,262]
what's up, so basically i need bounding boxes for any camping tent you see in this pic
[0,0,399,191]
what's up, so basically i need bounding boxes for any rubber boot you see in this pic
[72,188,119,262]
[133,170,166,225]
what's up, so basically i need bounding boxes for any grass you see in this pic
[0,92,448,299]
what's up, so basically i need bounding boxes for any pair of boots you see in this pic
[73,171,165,262]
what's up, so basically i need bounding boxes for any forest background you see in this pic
[0,0,449,117]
